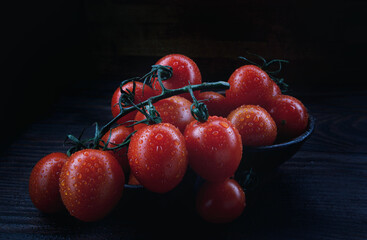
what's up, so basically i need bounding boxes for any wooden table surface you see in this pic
[1,71,366,240]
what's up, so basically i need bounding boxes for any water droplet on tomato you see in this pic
[155,133,164,140]
[219,122,229,128]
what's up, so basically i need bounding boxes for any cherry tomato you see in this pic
[153,54,202,100]
[266,95,309,141]
[101,125,133,174]
[134,96,194,133]
[184,116,242,182]
[196,178,246,223]
[111,81,156,125]
[128,123,188,193]
[227,105,277,146]
[29,152,68,213]
[225,65,273,109]
[196,91,228,117]
[59,149,125,222]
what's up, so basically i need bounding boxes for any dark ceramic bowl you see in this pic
[238,114,315,173]
[124,114,315,189]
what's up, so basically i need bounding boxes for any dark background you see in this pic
[1,0,366,148]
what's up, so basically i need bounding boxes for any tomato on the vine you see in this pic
[59,149,125,222]
[266,95,309,141]
[196,178,246,223]
[128,123,188,193]
[101,125,133,174]
[196,91,228,117]
[227,105,277,146]
[225,65,274,109]
[29,152,69,213]
[111,81,156,125]
[153,54,202,100]
[184,116,242,182]
[134,96,194,133]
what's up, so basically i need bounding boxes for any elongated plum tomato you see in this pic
[29,152,68,213]
[134,96,194,133]
[59,149,124,222]
[225,65,273,109]
[101,125,133,174]
[196,91,228,117]
[184,116,242,182]
[128,123,188,193]
[227,105,277,146]
[196,179,246,223]
[153,54,202,100]
[111,81,156,125]
[266,95,309,141]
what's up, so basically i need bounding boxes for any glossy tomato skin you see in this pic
[59,149,125,222]
[226,65,273,110]
[266,95,309,141]
[29,152,68,213]
[196,179,246,223]
[134,96,194,133]
[101,125,133,174]
[128,123,188,193]
[153,54,202,100]
[111,81,156,125]
[184,116,242,182]
[197,91,228,117]
[227,105,277,146]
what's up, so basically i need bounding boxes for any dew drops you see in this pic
[212,131,219,135]
[155,133,164,140]
[83,151,89,157]
[220,121,229,128]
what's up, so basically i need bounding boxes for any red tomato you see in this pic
[111,81,156,125]
[153,54,202,100]
[101,125,133,174]
[184,116,242,182]
[225,65,273,109]
[227,105,277,146]
[59,149,125,222]
[196,179,246,223]
[128,123,188,193]
[196,91,228,117]
[266,95,309,141]
[134,96,194,133]
[29,152,68,213]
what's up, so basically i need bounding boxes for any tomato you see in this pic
[184,116,242,182]
[227,105,277,146]
[153,54,202,100]
[128,123,188,193]
[196,91,228,117]
[225,65,274,109]
[266,95,309,141]
[101,125,133,174]
[111,81,156,125]
[133,96,194,133]
[29,152,68,213]
[196,178,246,223]
[59,149,125,222]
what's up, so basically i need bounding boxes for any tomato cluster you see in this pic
[29,53,309,223]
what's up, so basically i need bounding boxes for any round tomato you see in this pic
[225,65,273,109]
[133,96,194,133]
[227,105,277,146]
[196,91,228,117]
[153,54,202,100]
[101,125,133,174]
[184,116,242,182]
[111,81,156,125]
[196,178,246,223]
[128,123,188,193]
[29,152,68,213]
[59,149,125,222]
[266,95,309,141]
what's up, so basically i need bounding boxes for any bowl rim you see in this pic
[243,113,315,152]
